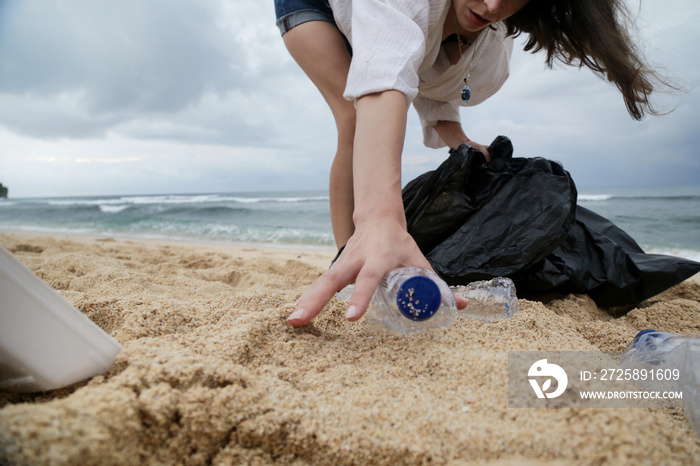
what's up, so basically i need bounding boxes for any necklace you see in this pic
[454,17,486,104]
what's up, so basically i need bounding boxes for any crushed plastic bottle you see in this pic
[620,329,700,438]
[450,277,520,322]
[337,267,456,334]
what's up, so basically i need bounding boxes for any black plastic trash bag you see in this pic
[403,136,700,314]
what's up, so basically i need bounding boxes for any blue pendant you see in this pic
[461,83,471,104]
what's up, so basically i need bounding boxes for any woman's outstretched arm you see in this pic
[287,90,434,326]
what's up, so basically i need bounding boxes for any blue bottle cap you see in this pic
[396,276,441,321]
[633,329,661,348]
[634,329,659,341]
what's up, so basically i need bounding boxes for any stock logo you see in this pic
[528,359,568,399]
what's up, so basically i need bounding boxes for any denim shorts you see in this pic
[274,0,336,36]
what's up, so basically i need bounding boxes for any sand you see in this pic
[0,231,699,465]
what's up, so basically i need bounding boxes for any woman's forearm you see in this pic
[433,120,468,149]
[352,90,408,227]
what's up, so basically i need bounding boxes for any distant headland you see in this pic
[0,183,8,198]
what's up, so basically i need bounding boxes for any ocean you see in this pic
[0,191,334,248]
[576,185,700,262]
[0,186,698,261]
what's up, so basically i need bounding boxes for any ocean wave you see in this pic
[199,224,334,245]
[8,225,98,235]
[616,195,700,202]
[48,198,126,206]
[3,222,335,246]
[119,195,226,205]
[644,246,700,264]
[99,205,130,213]
[578,194,613,202]
[225,196,330,204]
[153,205,254,217]
[579,194,700,202]
[48,195,224,206]
[45,193,330,207]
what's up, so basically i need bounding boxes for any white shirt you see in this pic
[329,0,513,148]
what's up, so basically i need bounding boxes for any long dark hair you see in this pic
[505,0,670,120]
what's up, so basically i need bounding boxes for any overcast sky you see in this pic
[0,0,698,198]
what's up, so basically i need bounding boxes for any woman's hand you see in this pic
[287,215,468,326]
[462,138,490,161]
[433,120,490,161]
[287,215,429,326]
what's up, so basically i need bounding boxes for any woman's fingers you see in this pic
[288,255,385,325]
[288,267,350,327]
[287,218,436,327]
[471,141,491,162]
[454,293,469,309]
[344,266,384,321]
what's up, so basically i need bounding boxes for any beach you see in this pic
[1,231,699,465]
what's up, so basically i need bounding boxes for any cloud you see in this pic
[74,157,141,164]
[0,0,288,141]
[0,0,697,198]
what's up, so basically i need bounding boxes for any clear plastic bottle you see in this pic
[620,329,700,437]
[337,267,456,334]
[450,277,520,322]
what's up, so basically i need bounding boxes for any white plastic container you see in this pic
[0,245,122,393]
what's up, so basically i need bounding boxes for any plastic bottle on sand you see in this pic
[620,329,700,437]
[337,267,457,334]
[451,277,520,322]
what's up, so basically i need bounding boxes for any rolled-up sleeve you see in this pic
[412,96,461,148]
[342,0,431,107]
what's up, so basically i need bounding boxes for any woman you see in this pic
[276,0,663,327]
